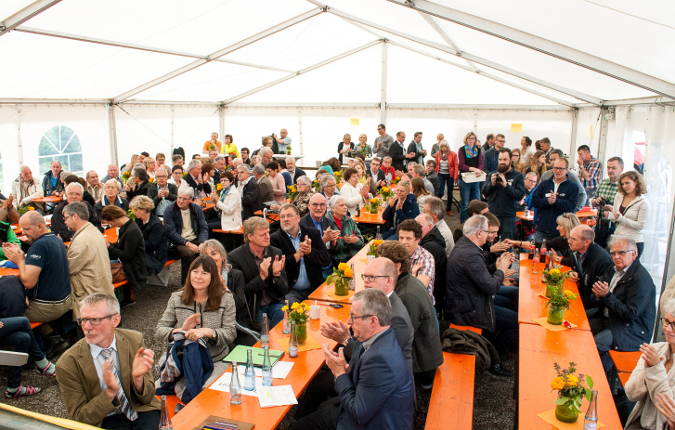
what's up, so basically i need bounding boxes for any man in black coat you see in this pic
[52,183,102,242]
[229,217,289,328]
[183,159,211,199]
[124,167,152,201]
[235,164,261,221]
[365,157,386,196]
[389,131,411,172]
[567,225,614,310]
[416,214,447,315]
[271,204,331,305]
[482,148,526,239]
[146,169,178,216]
[588,237,656,375]
[285,157,306,185]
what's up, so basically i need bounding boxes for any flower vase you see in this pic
[295,322,307,345]
[547,308,564,325]
[554,402,579,423]
[334,277,349,296]
[369,205,379,214]
[367,254,375,264]
[545,284,558,298]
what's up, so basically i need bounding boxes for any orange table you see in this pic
[32,196,62,203]
[353,207,385,225]
[518,258,590,331]
[254,210,279,223]
[519,324,622,430]
[0,268,19,277]
[11,219,51,235]
[171,301,350,430]
[608,350,641,374]
[308,244,369,304]
[517,208,597,221]
[618,372,631,387]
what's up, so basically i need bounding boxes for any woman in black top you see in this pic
[129,195,167,276]
[337,133,355,165]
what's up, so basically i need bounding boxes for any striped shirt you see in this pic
[410,245,436,305]
[580,157,602,190]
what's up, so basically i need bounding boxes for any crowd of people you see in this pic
[0,124,665,430]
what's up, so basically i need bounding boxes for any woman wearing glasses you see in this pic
[326,195,364,263]
[604,171,649,258]
[624,298,675,430]
[291,176,315,218]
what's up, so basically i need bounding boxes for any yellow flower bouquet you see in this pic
[287,184,298,201]
[282,302,311,344]
[17,206,35,216]
[543,265,570,298]
[379,186,394,201]
[551,362,593,423]
[367,197,380,214]
[367,239,383,257]
[327,263,354,296]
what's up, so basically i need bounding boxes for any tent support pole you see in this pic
[107,104,119,166]
[16,106,23,166]
[219,105,225,149]
[570,108,579,158]
[298,108,304,155]
[597,107,609,167]
[170,106,175,153]
[380,42,387,124]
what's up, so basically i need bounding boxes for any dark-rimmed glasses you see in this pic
[361,274,389,282]
[77,315,116,326]
[349,312,375,321]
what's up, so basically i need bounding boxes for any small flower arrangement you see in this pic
[216,183,223,191]
[379,186,394,201]
[367,239,383,257]
[543,266,570,298]
[127,208,136,221]
[390,176,401,185]
[334,171,342,181]
[551,362,593,423]
[287,184,298,201]
[282,302,310,344]
[546,286,577,325]
[367,197,380,214]
[327,263,354,296]
[209,143,216,151]
[17,206,35,215]
[312,179,321,193]
[286,146,292,155]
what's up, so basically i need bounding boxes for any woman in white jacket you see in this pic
[207,171,241,235]
[604,171,649,258]
[624,298,675,429]
[339,167,369,217]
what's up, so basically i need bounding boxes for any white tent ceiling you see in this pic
[1,0,674,108]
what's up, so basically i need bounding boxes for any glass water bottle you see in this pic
[261,313,269,349]
[159,395,173,429]
[262,348,273,386]
[244,349,255,391]
[583,390,598,429]
[289,321,299,358]
[229,361,242,405]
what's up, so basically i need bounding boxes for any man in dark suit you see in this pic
[236,164,261,220]
[229,217,289,328]
[588,237,656,375]
[285,157,306,185]
[292,288,414,430]
[365,157,386,196]
[52,182,102,242]
[163,187,208,284]
[183,159,211,199]
[124,167,152,201]
[300,194,340,279]
[270,204,331,306]
[567,225,614,310]
[146,168,177,216]
[389,131,411,172]
[251,164,274,205]
[56,293,160,429]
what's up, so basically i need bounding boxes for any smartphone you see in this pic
[330,304,343,309]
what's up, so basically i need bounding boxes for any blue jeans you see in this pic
[257,303,285,329]
[0,317,46,388]
[437,174,454,212]
[458,179,480,223]
[495,285,519,312]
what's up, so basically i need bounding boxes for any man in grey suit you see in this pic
[252,164,274,206]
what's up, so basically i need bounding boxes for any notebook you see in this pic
[222,345,284,368]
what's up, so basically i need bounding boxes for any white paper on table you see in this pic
[236,361,294,379]
[257,385,298,408]
[209,372,263,398]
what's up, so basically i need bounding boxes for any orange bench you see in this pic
[426,352,476,430]
[212,227,243,235]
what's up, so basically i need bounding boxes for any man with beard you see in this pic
[482,148,526,239]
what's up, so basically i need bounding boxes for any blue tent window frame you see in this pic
[38,125,84,175]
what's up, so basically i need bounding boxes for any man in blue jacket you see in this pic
[163,187,208,284]
[530,158,578,242]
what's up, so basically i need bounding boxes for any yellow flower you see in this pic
[564,290,575,298]
[216,183,223,191]
[338,263,349,271]
[550,269,561,276]
[291,303,300,310]
[282,305,288,312]
[370,198,379,204]
[27,206,35,211]
[373,240,383,246]
[550,377,565,390]
[344,268,354,278]
[302,303,311,310]
[381,186,389,192]
[395,176,400,180]
[565,375,579,387]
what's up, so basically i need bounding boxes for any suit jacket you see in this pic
[52,200,102,242]
[389,140,407,172]
[125,179,153,201]
[300,213,331,234]
[270,226,331,292]
[184,173,212,197]
[366,169,386,196]
[56,328,160,426]
[228,244,289,328]
[163,202,208,246]
[575,242,614,308]
[289,168,306,184]
[240,178,261,220]
[335,327,414,430]
[147,183,178,213]
[589,260,656,351]
[257,176,274,204]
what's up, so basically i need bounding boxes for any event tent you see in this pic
[1,0,675,293]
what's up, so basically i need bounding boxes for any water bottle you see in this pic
[584,390,598,429]
[376,226,382,241]
[229,361,242,405]
[261,313,269,349]
[244,349,255,391]
[282,300,290,334]
[159,395,173,429]
[348,263,356,291]
[289,321,299,358]
[262,348,273,386]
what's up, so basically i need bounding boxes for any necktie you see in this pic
[100,348,138,421]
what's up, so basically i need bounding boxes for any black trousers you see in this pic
[100,410,160,430]
[292,396,339,430]
[168,240,199,284]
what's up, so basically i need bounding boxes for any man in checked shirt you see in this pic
[591,156,624,250]
[576,145,603,203]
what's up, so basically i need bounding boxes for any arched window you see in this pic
[38,126,83,175]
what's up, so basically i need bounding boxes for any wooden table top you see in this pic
[518,258,590,331]
[32,196,62,203]
[518,324,622,430]
[608,350,642,374]
[517,208,598,221]
[0,268,20,277]
[172,301,350,430]
[308,244,369,304]
[254,210,279,222]
[353,207,386,225]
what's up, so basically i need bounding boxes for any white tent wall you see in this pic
[0,106,21,195]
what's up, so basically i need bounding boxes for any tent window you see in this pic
[38,126,84,175]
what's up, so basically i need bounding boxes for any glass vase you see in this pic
[555,402,579,423]
[547,308,564,325]
[295,322,307,345]
[545,284,558,298]
[369,205,379,214]
[335,277,349,296]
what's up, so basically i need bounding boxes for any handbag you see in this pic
[110,262,127,283]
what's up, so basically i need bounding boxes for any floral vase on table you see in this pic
[546,284,577,325]
[551,362,593,423]
[367,239,383,264]
[327,263,353,296]
[542,266,569,298]
[282,302,310,345]
[367,197,380,214]
[378,186,394,208]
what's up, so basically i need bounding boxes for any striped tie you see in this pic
[100,348,138,421]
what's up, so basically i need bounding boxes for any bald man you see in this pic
[567,225,614,309]
[273,128,292,154]
[11,166,45,213]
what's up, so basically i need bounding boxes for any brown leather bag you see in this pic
[110,262,127,283]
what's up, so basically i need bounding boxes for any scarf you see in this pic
[464,145,478,158]
[219,184,232,203]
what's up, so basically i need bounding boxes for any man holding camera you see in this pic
[482,148,526,240]
[591,157,624,250]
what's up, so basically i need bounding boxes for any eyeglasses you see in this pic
[361,274,389,282]
[77,315,116,326]
[662,318,675,331]
[609,249,633,257]
[552,167,568,171]
[497,140,506,143]
[309,203,326,207]
[349,312,375,321]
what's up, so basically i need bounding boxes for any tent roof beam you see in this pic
[113,7,325,103]
[388,0,675,100]
[388,103,571,111]
[417,12,479,72]
[0,0,61,36]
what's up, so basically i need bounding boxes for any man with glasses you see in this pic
[270,204,330,306]
[567,225,614,310]
[587,237,655,376]
[366,157,386,195]
[530,158,578,242]
[147,168,177,217]
[540,149,587,212]
[374,123,394,159]
[52,182,102,242]
[236,164,261,220]
[482,133,506,176]
[300,193,339,278]
[57,293,160,428]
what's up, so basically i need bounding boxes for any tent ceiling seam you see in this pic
[0,0,62,36]
[417,12,478,71]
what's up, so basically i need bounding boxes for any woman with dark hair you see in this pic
[339,168,368,216]
[511,148,527,175]
[220,134,239,158]
[156,255,236,363]
[266,161,286,204]
[129,195,167,275]
[208,171,241,234]
[606,171,649,257]
[526,150,547,183]
[520,136,534,166]
[101,205,148,294]
[411,177,431,214]
[321,157,342,175]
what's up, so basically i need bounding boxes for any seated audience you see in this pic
[290,176,314,218]
[147,167,177,217]
[292,289,414,430]
[411,164,434,196]
[124,166,152,201]
[411,177,431,214]
[506,213,580,266]
[300,193,339,278]
[168,165,188,191]
[42,160,64,201]
[285,157,305,185]
[171,154,184,168]
[588,237,656,376]
[382,181,420,239]
[446,214,516,377]
[354,159,367,185]
[0,194,20,224]
[320,174,339,207]
[101,164,124,188]
[396,220,436,303]
[325,195,364,263]
[425,159,440,197]
[207,171,241,235]
[56,293,160,429]
[52,182,102,242]
[453,199,489,243]
[184,159,211,200]
[86,170,103,201]
[0,214,21,260]
[625,298,675,429]
[530,158,578,242]
[376,241,443,389]
[94,179,129,220]
[380,156,396,182]
[277,159,292,187]
[163,187,209,284]
[101,205,148,296]
[271,204,331,306]
[366,157,386,195]
[1,316,56,398]
[12,165,45,213]
[605,171,649,258]
[253,164,275,205]
[236,164,261,219]
[340,168,368,216]
[567,225,614,309]
[265,161,286,204]
[129,196,167,276]
[423,196,455,257]
[156,256,236,381]
[415,214,448,313]
[229,217,289,329]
